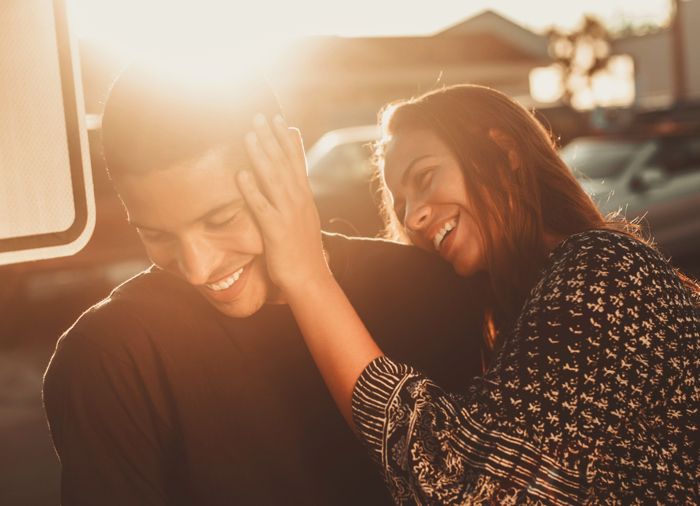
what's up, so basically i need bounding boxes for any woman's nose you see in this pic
[404,202,431,233]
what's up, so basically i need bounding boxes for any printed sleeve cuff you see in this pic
[351,356,419,464]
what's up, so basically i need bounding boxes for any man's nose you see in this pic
[176,237,219,286]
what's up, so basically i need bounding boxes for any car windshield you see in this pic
[560,138,643,179]
[308,141,375,182]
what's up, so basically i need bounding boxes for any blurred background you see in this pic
[1,0,699,503]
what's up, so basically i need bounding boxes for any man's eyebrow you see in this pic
[400,155,433,186]
[128,198,245,231]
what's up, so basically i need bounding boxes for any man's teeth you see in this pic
[433,219,457,252]
[206,267,244,291]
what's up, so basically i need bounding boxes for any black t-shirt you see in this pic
[43,233,484,506]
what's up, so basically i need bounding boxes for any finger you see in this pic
[287,127,311,189]
[268,119,312,195]
[252,114,296,188]
[270,115,308,182]
[288,128,316,198]
[244,131,294,208]
[235,170,280,236]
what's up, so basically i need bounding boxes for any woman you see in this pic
[237,85,700,504]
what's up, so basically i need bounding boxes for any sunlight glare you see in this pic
[67,0,672,63]
[590,55,635,108]
[529,66,565,103]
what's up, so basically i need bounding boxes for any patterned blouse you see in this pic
[352,230,700,505]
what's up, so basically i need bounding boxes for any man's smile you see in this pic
[198,259,258,303]
[204,266,246,291]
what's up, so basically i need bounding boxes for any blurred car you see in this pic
[307,125,383,238]
[561,132,700,260]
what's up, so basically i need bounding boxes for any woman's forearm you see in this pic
[285,271,384,431]
[236,114,384,430]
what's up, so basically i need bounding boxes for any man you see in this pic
[43,61,485,505]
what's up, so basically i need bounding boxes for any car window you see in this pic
[560,139,643,179]
[650,136,700,175]
[309,141,374,183]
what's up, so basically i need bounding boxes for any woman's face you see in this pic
[383,128,487,277]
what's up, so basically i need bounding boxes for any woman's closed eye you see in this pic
[414,167,435,188]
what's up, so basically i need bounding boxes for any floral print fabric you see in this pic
[353,231,700,505]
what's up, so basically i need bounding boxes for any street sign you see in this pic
[0,0,95,266]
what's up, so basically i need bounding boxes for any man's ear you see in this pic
[488,128,520,171]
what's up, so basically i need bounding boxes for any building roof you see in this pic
[266,11,551,77]
[437,10,549,61]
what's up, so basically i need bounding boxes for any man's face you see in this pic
[115,147,281,318]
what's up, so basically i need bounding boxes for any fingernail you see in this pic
[238,170,249,181]
[274,115,284,125]
[253,114,266,127]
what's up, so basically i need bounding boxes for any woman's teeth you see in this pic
[433,219,457,252]
[205,267,244,291]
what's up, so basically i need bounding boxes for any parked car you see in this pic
[561,132,700,260]
[307,125,383,238]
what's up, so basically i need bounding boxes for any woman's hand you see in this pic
[238,114,330,294]
[240,115,383,430]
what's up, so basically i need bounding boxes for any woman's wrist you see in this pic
[282,261,337,302]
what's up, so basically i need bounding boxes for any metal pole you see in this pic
[671,0,688,103]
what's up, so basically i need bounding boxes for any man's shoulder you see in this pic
[323,232,480,317]
[73,267,180,321]
[323,231,431,256]
[323,232,461,281]
[62,267,207,354]
[323,235,485,384]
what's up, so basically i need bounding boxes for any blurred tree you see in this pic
[546,16,612,109]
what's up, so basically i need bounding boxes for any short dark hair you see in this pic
[101,60,283,178]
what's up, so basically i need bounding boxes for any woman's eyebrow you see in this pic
[401,155,433,186]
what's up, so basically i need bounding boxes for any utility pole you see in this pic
[671,0,688,103]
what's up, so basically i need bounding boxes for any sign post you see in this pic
[0,0,95,266]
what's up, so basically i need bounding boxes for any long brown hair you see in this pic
[373,85,699,358]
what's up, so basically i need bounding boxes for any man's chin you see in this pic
[197,258,279,318]
[206,296,267,318]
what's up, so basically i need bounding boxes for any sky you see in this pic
[67,0,674,62]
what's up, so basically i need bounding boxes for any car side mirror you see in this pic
[630,166,668,193]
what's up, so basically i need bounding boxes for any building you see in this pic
[264,10,551,143]
[612,0,700,109]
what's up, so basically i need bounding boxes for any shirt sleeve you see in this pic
[351,232,700,505]
[43,331,180,506]
[352,357,589,506]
